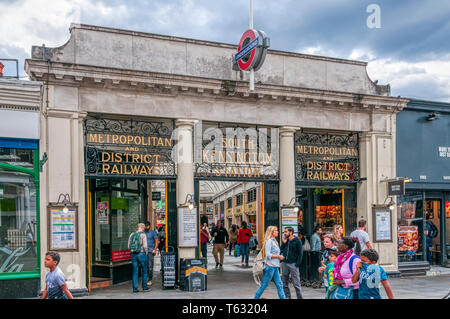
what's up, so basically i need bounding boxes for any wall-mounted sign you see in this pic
[281,207,298,237]
[96,201,109,225]
[84,117,176,178]
[233,29,270,71]
[388,180,405,196]
[195,123,279,180]
[178,207,198,248]
[48,205,78,251]
[295,131,359,182]
[438,146,450,158]
[372,206,392,242]
[152,192,162,201]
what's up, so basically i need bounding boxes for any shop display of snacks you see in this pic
[398,226,419,251]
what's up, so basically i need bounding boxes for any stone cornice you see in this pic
[0,79,42,112]
[25,59,409,113]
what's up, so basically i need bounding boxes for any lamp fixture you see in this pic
[57,193,72,213]
[288,197,301,213]
[383,196,396,211]
[183,194,195,210]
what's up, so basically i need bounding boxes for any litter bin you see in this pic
[179,258,207,292]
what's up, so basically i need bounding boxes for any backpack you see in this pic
[129,232,141,253]
[428,221,438,238]
[249,236,257,249]
[348,255,358,274]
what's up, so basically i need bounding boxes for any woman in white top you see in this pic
[254,226,286,299]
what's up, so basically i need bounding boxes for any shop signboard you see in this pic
[388,180,405,196]
[281,207,298,237]
[194,123,279,180]
[48,205,78,251]
[112,250,131,262]
[84,117,176,178]
[372,206,392,242]
[178,207,198,248]
[295,131,359,182]
[152,192,161,201]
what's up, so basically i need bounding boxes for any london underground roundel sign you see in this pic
[233,29,270,71]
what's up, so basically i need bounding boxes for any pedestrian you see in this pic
[157,226,166,255]
[324,249,340,295]
[318,234,337,290]
[254,226,286,299]
[350,219,372,252]
[128,223,149,293]
[280,226,304,299]
[351,248,394,299]
[328,236,361,299]
[237,221,253,267]
[201,222,210,261]
[41,251,73,299]
[228,224,239,256]
[424,214,438,264]
[332,224,343,243]
[211,220,229,269]
[144,221,158,287]
[310,225,323,284]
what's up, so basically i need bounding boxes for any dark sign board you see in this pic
[388,180,405,196]
[152,192,161,201]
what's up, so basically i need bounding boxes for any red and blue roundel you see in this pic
[234,29,270,72]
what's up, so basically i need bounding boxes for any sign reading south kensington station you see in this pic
[84,117,176,178]
[295,131,359,182]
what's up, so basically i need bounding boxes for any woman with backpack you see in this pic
[254,226,286,299]
[327,236,361,299]
[238,221,253,267]
[228,224,239,256]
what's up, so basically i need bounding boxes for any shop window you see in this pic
[227,198,232,209]
[0,169,37,273]
[0,148,34,169]
[220,201,224,212]
[397,192,425,263]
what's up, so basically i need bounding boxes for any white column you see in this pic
[279,127,299,206]
[175,119,197,260]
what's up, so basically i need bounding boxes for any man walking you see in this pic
[128,223,149,293]
[350,219,372,252]
[280,226,303,299]
[211,220,229,269]
[144,221,158,286]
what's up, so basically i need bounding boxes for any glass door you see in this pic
[94,190,111,264]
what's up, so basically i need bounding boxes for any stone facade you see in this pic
[25,24,409,292]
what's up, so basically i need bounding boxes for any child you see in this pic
[351,248,394,299]
[42,251,73,299]
[324,249,339,292]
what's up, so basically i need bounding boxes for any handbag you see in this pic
[328,285,354,299]
[303,238,311,252]
[252,248,266,286]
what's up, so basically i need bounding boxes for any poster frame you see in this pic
[178,206,198,248]
[372,205,393,243]
[47,203,79,252]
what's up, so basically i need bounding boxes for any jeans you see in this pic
[201,242,208,260]
[240,243,250,264]
[131,252,148,291]
[426,237,433,264]
[281,263,303,299]
[147,251,155,281]
[254,265,286,299]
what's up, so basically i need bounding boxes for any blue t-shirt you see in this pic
[325,262,335,288]
[358,263,388,299]
[46,267,66,299]
[145,230,158,251]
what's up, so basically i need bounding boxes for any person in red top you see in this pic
[237,221,253,267]
[200,223,210,262]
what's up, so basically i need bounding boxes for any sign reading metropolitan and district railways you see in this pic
[194,123,279,180]
[295,131,359,182]
[84,117,176,178]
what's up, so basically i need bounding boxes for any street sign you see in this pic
[233,29,270,72]
[388,180,405,196]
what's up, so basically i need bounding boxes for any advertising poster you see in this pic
[50,207,76,250]
[96,201,109,225]
[374,208,392,241]
[446,201,450,218]
[398,226,419,252]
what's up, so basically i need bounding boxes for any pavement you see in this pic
[80,244,450,299]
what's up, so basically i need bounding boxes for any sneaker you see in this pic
[219,264,223,269]
[245,263,249,268]
[143,287,150,291]
[133,290,139,293]
[215,262,219,269]
[147,280,152,286]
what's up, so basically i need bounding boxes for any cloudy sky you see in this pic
[1,0,449,102]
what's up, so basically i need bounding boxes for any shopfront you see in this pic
[295,131,359,237]
[397,99,450,274]
[25,23,408,294]
[0,79,41,298]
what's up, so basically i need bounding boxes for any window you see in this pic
[236,193,243,206]
[220,201,225,212]
[227,198,232,209]
[0,148,34,169]
[0,168,37,273]
[247,188,257,203]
